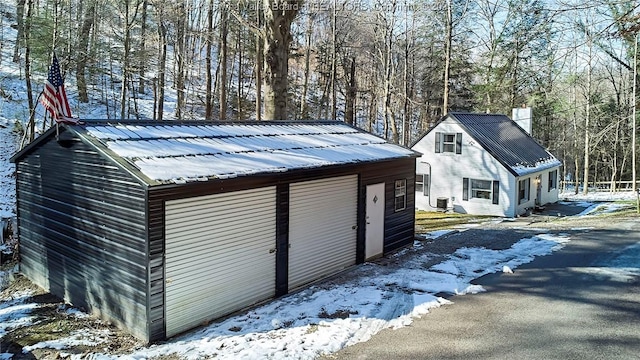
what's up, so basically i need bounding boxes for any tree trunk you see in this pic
[345,57,356,125]
[219,6,228,121]
[156,7,167,121]
[300,14,313,119]
[175,2,187,120]
[76,0,95,103]
[237,27,244,120]
[255,0,263,120]
[262,0,301,120]
[403,0,413,145]
[120,0,131,119]
[383,1,399,143]
[25,0,35,141]
[582,35,592,195]
[442,0,452,114]
[632,33,638,193]
[13,0,26,62]
[205,0,214,120]
[138,0,148,94]
[330,0,337,121]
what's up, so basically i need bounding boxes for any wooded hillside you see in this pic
[6,0,640,191]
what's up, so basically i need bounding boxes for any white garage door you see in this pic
[165,187,276,337]
[289,175,358,290]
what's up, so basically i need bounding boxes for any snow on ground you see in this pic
[1,232,570,359]
[559,188,638,202]
[0,123,18,219]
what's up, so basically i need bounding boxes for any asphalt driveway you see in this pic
[325,215,640,360]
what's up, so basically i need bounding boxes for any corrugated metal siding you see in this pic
[360,159,416,254]
[288,175,358,290]
[146,193,166,342]
[165,187,276,337]
[15,136,149,340]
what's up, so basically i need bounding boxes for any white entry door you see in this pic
[365,183,385,260]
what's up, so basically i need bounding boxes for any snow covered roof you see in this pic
[74,121,417,184]
[430,113,561,177]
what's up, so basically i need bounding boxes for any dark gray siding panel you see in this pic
[146,191,165,342]
[360,158,416,254]
[15,136,149,341]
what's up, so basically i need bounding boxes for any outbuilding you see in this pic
[11,120,418,342]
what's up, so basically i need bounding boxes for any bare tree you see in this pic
[155,1,168,121]
[76,0,96,103]
[205,0,215,120]
[262,0,302,120]
[13,0,26,62]
[174,1,187,120]
[219,5,229,120]
[299,13,314,119]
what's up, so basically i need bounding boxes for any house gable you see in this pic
[412,112,561,217]
[413,117,515,216]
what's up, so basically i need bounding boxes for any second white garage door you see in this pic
[288,175,358,290]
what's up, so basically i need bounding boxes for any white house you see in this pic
[411,112,562,217]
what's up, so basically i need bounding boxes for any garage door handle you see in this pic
[269,248,277,254]
[352,225,358,229]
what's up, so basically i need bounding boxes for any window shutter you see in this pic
[463,178,469,201]
[435,132,441,153]
[492,181,499,204]
[456,133,462,154]
[424,174,430,196]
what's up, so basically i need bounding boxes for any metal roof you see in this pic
[69,121,418,184]
[443,113,560,176]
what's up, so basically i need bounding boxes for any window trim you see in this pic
[442,133,456,153]
[394,179,407,212]
[415,173,429,196]
[548,169,558,191]
[518,178,531,204]
[435,132,463,154]
[463,178,499,204]
[470,179,492,200]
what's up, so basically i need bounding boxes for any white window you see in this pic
[519,178,531,203]
[435,132,462,154]
[415,174,429,196]
[442,134,456,153]
[470,179,492,200]
[463,178,499,204]
[395,179,407,212]
[548,170,557,191]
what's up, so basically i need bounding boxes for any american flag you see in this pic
[41,54,78,124]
